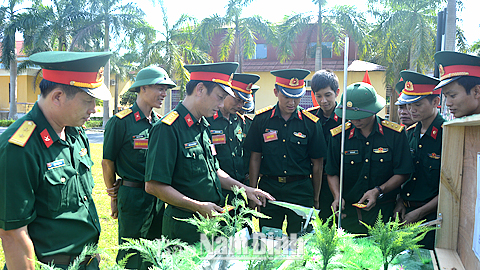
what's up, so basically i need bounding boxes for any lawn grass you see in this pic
[0,143,118,267]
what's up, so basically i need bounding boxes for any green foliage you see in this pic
[120,237,200,269]
[84,120,103,128]
[361,211,436,270]
[0,120,15,127]
[119,91,137,106]
[36,245,98,270]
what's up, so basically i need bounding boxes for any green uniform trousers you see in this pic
[339,201,396,235]
[405,206,436,250]
[162,205,201,244]
[318,173,335,221]
[117,184,164,269]
[258,177,314,234]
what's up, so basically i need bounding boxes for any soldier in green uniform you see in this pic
[306,70,341,221]
[326,82,414,234]
[434,51,480,118]
[102,66,176,268]
[206,73,260,203]
[244,69,327,234]
[393,71,443,249]
[0,51,111,269]
[144,62,274,244]
[394,80,416,130]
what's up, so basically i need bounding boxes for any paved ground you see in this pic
[0,126,104,143]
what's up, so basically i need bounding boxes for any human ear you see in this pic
[273,87,279,97]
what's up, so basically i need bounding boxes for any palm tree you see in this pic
[275,5,370,71]
[1,0,25,120]
[139,2,211,99]
[365,0,440,86]
[194,0,275,72]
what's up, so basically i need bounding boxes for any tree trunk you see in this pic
[315,2,322,71]
[103,19,111,128]
[234,19,242,72]
[8,56,18,120]
[114,74,119,114]
[444,0,456,51]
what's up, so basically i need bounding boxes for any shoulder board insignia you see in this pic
[306,106,320,112]
[381,120,404,133]
[8,121,36,147]
[406,122,417,131]
[244,114,253,121]
[330,122,352,137]
[161,111,179,125]
[255,105,274,115]
[115,108,132,119]
[236,111,245,122]
[302,110,319,123]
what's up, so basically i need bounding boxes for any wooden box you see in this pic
[436,114,480,269]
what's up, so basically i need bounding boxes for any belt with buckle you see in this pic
[39,253,100,266]
[122,179,144,188]
[265,175,309,183]
[403,200,427,208]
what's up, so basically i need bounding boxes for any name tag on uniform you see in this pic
[47,159,65,170]
[211,130,223,135]
[263,131,278,142]
[184,141,198,149]
[344,150,358,155]
[134,139,148,149]
[212,134,226,145]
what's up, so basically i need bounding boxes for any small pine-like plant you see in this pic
[36,245,98,270]
[361,211,436,270]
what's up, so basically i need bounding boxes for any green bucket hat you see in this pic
[335,82,385,120]
[128,66,176,92]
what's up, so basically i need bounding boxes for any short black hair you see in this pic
[424,94,439,103]
[456,76,480,95]
[39,79,83,99]
[185,80,218,96]
[311,70,339,93]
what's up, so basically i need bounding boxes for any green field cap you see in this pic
[29,51,112,100]
[271,69,310,98]
[335,82,385,120]
[129,66,176,92]
[184,62,238,97]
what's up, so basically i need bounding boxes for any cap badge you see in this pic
[347,101,353,107]
[246,83,253,91]
[405,81,414,91]
[229,73,234,83]
[439,64,445,77]
[289,78,299,87]
[96,67,105,82]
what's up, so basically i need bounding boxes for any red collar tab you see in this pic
[334,114,339,122]
[431,126,439,140]
[378,123,384,135]
[42,68,104,89]
[403,81,440,96]
[439,64,480,81]
[213,111,219,120]
[40,128,53,148]
[184,114,194,127]
[189,71,233,87]
[297,110,303,120]
[275,77,305,89]
[349,128,355,139]
[231,80,253,94]
[270,108,276,118]
[134,111,141,122]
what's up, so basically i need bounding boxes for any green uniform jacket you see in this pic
[326,116,414,204]
[244,104,327,176]
[401,113,445,202]
[306,105,341,143]
[103,102,161,182]
[145,102,223,205]
[0,103,100,258]
[206,110,248,182]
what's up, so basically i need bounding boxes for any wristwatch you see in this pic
[374,186,384,199]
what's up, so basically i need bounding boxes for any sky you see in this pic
[12,0,480,46]
[144,0,479,46]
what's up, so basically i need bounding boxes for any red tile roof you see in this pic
[243,59,357,72]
